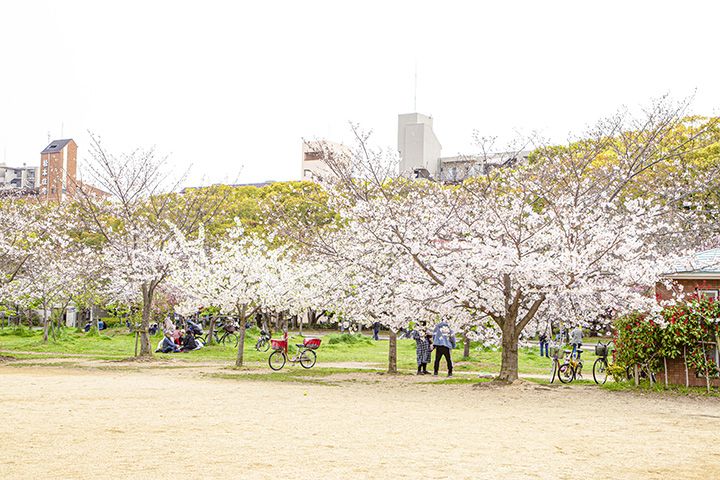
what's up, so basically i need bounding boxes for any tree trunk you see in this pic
[463,335,471,359]
[207,315,217,345]
[388,330,397,374]
[497,325,519,382]
[634,364,639,387]
[139,284,154,356]
[235,305,247,368]
[299,311,303,336]
[42,305,50,343]
[90,305,98,331]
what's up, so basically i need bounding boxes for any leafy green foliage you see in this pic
[616,298,720,377]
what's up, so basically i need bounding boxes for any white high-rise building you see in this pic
[397,113,442,177]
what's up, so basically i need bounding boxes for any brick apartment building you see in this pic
[39,139,77,202]
[655,248,720,387]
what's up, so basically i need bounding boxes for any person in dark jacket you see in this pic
[372,322,380,341]
[432,319,456,377]
[181,330,200,351]
[539,331,549,358]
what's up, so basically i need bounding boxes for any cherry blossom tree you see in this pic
[75,136,227,356]
[172,221,289,366]
[290,98,710,381]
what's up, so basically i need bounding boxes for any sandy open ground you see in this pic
[1,363,719,480]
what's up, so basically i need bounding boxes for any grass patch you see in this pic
[0,327,579,378]
[325,333,373,345]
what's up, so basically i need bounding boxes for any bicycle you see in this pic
[558,349,584,384]
[549,344,561,383]
[255,329,271,352]
[593,341,614,385]
[268,334,321,371]
[196,321,239,347]
[625,362,657,384]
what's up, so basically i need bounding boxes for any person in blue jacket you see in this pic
[432,318,456,377]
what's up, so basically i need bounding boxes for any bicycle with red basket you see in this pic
[268,332,321,371]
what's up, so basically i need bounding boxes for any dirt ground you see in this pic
[1,364,719,480]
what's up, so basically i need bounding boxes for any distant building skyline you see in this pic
[302,113,531,184]
[0,138,78,201]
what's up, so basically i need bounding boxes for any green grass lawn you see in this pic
[0,325,565,375]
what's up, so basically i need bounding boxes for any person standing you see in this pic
[411,323,432,375]
[372,321,380,341]
[432,318,456,377]
[539,331,549,358]
[569,325,583,357]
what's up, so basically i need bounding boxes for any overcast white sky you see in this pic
[1,1,718,186]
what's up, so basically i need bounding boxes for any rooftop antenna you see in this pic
[413,60,418,112]
[47,131,51,143]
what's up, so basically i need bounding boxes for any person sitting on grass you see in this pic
[171,328,183,346]
[181,329,203,351]
[156,332,180,353]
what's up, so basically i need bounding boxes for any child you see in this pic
[412,323,433,375]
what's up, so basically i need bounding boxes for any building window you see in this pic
[304,151,322,161]
[699,289,718,299]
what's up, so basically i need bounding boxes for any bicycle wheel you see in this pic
[299,349,316,369]
[223,333,239,348]
[195,334,206,345]
[593,358,608,385]
[549,359,558,384]
[268,350,286,371]
[256,338,270,352]
[558,363,575,384]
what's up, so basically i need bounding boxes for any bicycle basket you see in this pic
[303,338,321,350]
[549,345,560,357]
[595,343,607,357]
[270,339,287,351]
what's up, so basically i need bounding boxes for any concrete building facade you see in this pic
[0,163,38,191]
[302,139,351,182]
[397,113,443,177]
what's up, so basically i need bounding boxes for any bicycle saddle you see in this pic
[296,343,305,348]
